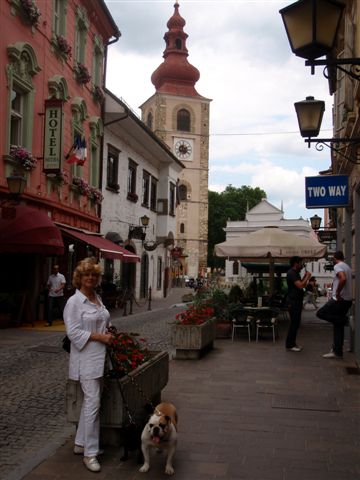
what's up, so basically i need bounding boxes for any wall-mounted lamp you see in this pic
[280,0,360,80]
[128,215,150,243]
[1,174,27,219]
[294,96,360,163]
[6,174,26,197]
[310,214,322,232]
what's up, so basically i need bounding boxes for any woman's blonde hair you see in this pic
[72,257,102,289]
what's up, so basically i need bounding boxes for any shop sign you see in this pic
[317,230,337,243]
[43,99,63,173]
[305,175,349,208]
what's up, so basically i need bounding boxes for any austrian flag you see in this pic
[66,136,87,165]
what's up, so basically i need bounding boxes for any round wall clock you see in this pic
[174,139,192,159]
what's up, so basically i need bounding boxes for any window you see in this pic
[157,257,162,289]
[127,159,137,194]
[92,36,104,87]
[177,109,190,131]
[89,143,100,187]
[74,6,89,64]
[70,97,87,177]
[169,182,176,216]
[150,177,157,211]
[142,171,150,207]
[233,261,239,275]
[179,184,187,201]
[147,112,153,129]
[180,223,185,234]
[10,88,23,146]
[7,42,41,152]
[53,0,66,36]
[107,146,119,190]
[175,38,182,49]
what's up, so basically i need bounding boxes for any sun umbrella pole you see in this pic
[269,255,275,295]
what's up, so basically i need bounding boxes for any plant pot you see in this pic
[170,318,216,359]
[65,350,169,445]
[215,320,232,339]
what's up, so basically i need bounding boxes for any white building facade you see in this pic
[101,90,183,299]
[224,199,332,290]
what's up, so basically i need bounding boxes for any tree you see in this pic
[207,185,267,269]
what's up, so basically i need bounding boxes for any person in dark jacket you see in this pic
[285,256,312,352]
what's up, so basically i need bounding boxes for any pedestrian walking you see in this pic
[317,251,352,359]
[46,264,66,326]
[63,257,114,473]
[285,256,312,352]
[303,276,318,309]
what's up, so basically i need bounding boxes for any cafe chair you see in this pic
[255,309,279,343]
[232,313,252,342]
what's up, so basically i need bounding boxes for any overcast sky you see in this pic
[105,0,333,225]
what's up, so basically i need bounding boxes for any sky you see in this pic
[105,0,333,226]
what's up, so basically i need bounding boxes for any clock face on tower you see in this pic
[174,139,193,160]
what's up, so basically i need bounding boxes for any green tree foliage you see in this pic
[207,185,266,269]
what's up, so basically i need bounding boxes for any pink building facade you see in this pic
[0,0,119,320]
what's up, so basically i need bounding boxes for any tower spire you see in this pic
[151,2,200,97]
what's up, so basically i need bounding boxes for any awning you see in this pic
[0,205,64,255]
[61,228,139,262]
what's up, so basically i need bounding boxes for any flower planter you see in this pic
[65,351,169,445]
[215,319,232,339]
[170,318,216,359]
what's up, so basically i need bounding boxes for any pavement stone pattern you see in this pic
[0,288,185,480]
[2,289,360,480]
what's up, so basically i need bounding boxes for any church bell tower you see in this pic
[140,1,211,278]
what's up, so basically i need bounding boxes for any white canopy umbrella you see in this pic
[214,227,327,294]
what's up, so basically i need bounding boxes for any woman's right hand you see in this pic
[90,332,114,345]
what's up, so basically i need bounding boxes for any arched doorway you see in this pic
[140,252,149,298]
[121,244,137,293]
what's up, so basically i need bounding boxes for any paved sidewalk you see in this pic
[21,299,360,480]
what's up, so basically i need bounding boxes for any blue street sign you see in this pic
[305,175,349,208]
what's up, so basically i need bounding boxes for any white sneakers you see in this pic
[287,345,303,352]
[323,351,343,359]
[83,456,101,473]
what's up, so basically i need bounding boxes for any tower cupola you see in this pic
[151,2,200,97]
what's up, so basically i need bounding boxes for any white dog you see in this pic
[139,402,178,475]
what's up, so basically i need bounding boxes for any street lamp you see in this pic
[6,174,26,197]
[294,96,360,162]
[128,215,150,243]
[310,214,322,231]
[280,0,360,80]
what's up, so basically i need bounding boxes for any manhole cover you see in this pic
[272,394,339,412]
[29,345,62,353]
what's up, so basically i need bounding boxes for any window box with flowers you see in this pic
[16,0,41,27]
[9,145,37,172]
[170,302,216,359]
[93,85,105,105]
[127,191,138,203]
[89,186,104,205]
[66,329,169,444]
[48,169,69,186]
[74,62,91,85]
[53,35,72,61]
[71,176,91,197]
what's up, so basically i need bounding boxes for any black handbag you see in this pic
[62,335,71,353]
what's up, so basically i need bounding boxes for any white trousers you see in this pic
[75,378,102,457]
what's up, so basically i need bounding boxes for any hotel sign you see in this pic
[43,99,63,173]
[305,175,349,208]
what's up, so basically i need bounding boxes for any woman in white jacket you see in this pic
[64,257,114,473]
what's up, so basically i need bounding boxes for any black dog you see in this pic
[120,404,153,463]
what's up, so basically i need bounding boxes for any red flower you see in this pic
[106,327,151,378]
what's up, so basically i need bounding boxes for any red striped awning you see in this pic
[61,228,139,262]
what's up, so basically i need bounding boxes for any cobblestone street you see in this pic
[0,291,184,480]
